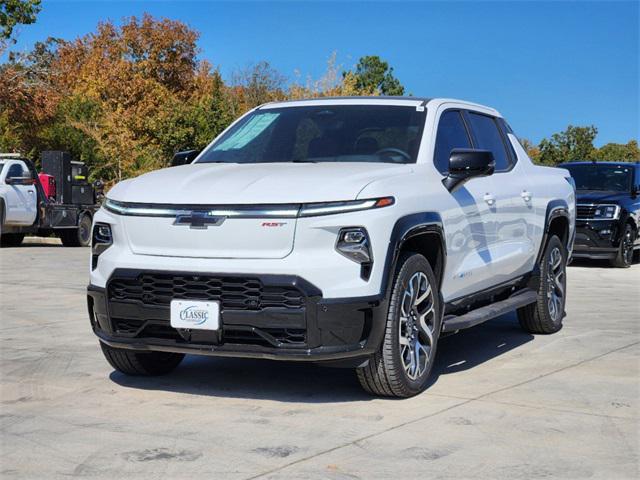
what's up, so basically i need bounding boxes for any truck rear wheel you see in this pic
[59,214,92,247]
[518,235,566,334]
[356,252,441,398]
[1,233,25,247]
[100,342,184,376]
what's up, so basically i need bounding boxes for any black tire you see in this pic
[100,342,184,376]
[59,214,92,247]
[356,252,441,398]
[518,235,566,334]
[610,224,635,268]
[1,233,25,247]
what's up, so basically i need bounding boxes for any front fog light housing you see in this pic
[92,222,113,270]
[336,227,372,264]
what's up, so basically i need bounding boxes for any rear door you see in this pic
[464,111,535,280]
[434,109,499,299]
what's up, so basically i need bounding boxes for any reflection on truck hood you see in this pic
[107,162,413,204]
[576,190,629,204]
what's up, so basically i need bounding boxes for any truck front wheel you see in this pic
[356,252,441,398]
[100,342,184,376]
[610,224,635,268]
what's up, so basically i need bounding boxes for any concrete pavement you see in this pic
[1,244,638,479]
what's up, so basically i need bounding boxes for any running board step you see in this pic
[442,289,538,333]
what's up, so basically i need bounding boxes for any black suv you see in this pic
[560,161,640,267]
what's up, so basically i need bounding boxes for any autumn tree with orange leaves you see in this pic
[0,14,399,185]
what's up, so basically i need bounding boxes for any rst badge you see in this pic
[262,222,287,227]
[170,300,220,330]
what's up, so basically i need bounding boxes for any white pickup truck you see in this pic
[0,155,97,247]
[88,97,576,397]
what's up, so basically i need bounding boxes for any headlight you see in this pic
[104,196,395,218]
[593,205,620,220]
[299,197,394,217]
[92,222,112,269]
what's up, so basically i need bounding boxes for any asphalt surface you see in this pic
[1,240,639,479]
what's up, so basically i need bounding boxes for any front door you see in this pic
[2,161,37,225]
[433,108,499,300]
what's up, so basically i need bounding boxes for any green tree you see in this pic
[595,140,640,162]
[346,55,405,96]
[0,0,41,43]
[537,125,598,165]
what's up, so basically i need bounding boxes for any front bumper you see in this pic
[87,270,388,365]
[572,220,620,259]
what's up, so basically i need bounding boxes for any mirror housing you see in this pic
[170,149,200,167]
[5,175,35,186]
[443,149,495,192]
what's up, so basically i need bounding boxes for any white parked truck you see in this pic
[88,97,576,397]
[0,154,98,247]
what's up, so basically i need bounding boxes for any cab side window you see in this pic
[466,112,511,171]
[434,110,472,174]
[6,163,24,179]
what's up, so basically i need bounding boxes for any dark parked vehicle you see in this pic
[560,161,640,267]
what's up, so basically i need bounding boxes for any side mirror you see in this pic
[443,149,495,192]
[5,175,35,186]
[170,149,200,167]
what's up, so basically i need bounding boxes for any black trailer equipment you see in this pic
[0,152,101,247]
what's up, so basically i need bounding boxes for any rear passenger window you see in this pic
[434,111,471,174]
[467,112,511,171]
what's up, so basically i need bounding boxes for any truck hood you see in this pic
[576,190,630,204]
[108,162,413,204]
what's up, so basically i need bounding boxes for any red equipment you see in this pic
[38,173,56,200]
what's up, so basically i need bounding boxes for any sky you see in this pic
[5,0,639,146]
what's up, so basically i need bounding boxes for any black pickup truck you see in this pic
[560,161,640,267]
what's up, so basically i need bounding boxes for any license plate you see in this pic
[170,300,220,330]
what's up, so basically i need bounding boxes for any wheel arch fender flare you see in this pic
[537,199,572,265]
[378,212,447,301]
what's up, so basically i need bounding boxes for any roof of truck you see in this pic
[259,96,500,116]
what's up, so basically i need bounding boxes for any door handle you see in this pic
[28,190,34,194]
[521,190,532,202]
[483,193,496,206]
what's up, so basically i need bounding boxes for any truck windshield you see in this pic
[561,164,633,192]
[197,105,426,164]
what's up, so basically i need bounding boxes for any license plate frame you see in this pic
[170,299,220,331]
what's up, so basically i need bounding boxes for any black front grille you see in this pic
[577,205,597,219]
[108,273,305,311]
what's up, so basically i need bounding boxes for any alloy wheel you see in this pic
[546,246,565,322]
[399,271,436,380]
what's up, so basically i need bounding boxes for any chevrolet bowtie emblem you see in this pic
[173,212,226,229]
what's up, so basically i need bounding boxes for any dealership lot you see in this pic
[0,243,638,479]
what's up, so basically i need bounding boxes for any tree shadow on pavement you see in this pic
[109,312,533,403]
